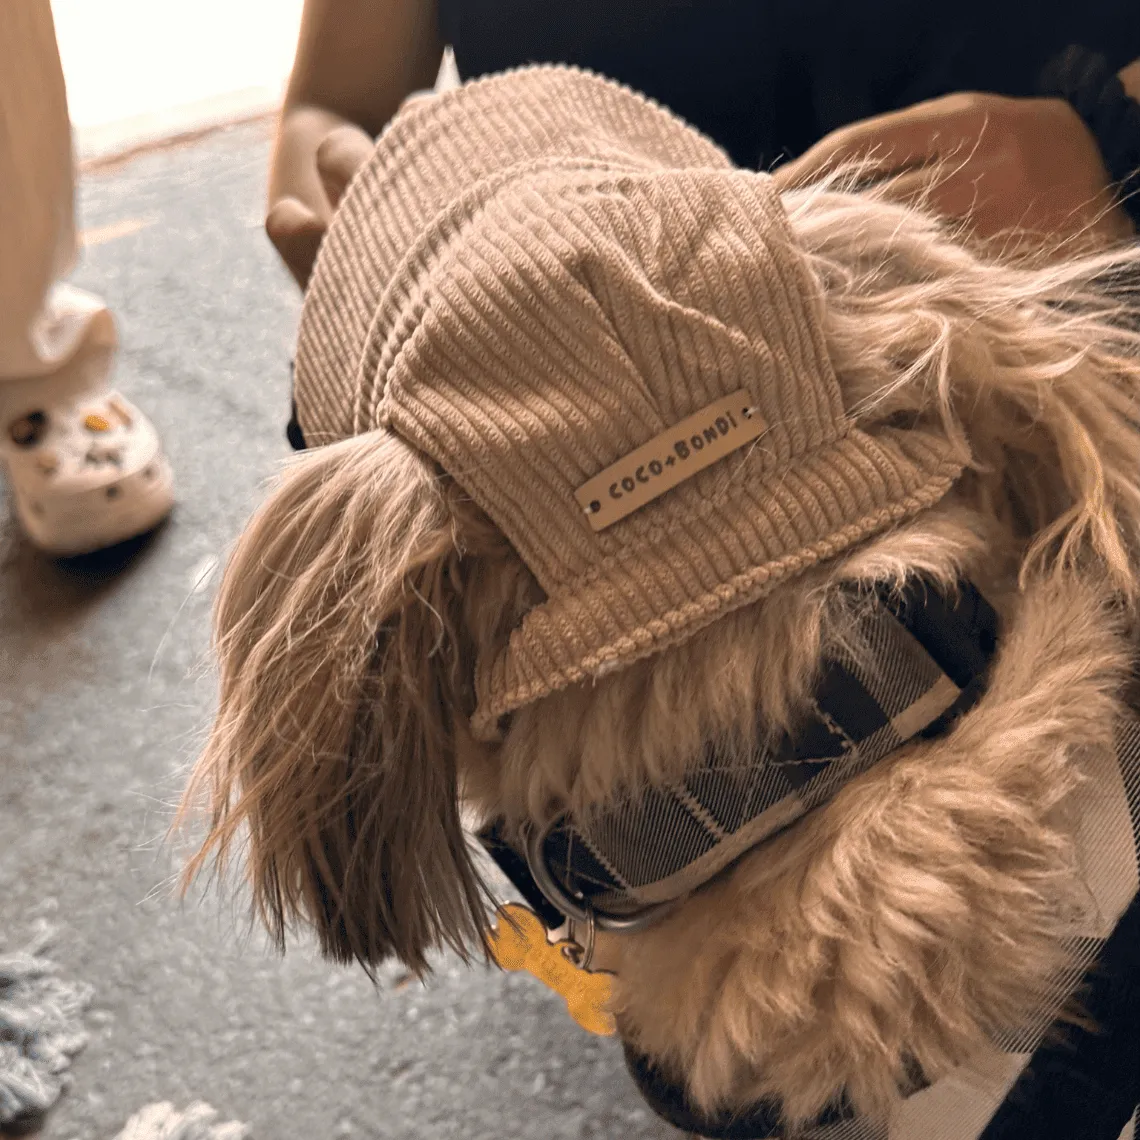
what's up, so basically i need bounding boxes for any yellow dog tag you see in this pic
[488,903,617,1037]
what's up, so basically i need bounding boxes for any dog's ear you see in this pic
[180,429,490,974]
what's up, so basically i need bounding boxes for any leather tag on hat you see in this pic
[576,390,767,532]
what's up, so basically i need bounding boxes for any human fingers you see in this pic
[265,196,327,290]
[316,123,376,210]
[771,95,990,191]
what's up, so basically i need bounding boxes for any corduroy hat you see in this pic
[294,66,963,741]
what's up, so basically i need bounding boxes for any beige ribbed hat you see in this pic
[294,66,963,741]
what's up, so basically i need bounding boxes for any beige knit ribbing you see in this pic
[295,67,963,740]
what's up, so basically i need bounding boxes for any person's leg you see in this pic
[0,0,173,556]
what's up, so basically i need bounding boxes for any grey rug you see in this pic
[0,924,246,1139]
[0,920,91,1129]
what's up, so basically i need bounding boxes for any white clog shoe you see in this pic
[1,388,173,556]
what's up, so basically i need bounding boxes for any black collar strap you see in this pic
[479,577,999,934]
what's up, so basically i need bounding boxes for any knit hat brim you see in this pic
[471,426,960,738]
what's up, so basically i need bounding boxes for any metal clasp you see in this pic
[562,905,597,972]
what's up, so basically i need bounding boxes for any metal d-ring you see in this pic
[576,906,597,971]
[524,817,677,934]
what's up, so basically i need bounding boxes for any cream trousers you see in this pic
[0,0,116,412]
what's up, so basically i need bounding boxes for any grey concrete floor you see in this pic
[0,122,679,1140]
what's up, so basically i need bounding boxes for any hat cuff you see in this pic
[470,428,962,740]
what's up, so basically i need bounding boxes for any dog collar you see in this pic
[478,576,1000,934]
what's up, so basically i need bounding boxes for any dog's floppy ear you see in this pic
[181,429,489,974]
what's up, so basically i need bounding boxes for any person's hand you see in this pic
[772,92,1134,246]
[266,104,375,288]
[1122,59,1140,102]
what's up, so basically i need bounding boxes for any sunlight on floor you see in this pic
[52,0,304,157]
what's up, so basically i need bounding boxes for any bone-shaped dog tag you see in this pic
[488,903,617,1037]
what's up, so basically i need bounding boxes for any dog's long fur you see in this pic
[181,186,1140,1128]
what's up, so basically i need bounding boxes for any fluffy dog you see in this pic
[181,67,1140,1138]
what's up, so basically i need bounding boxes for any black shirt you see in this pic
[439,0,1140,168]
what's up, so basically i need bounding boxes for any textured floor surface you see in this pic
[0,121,679,1140]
